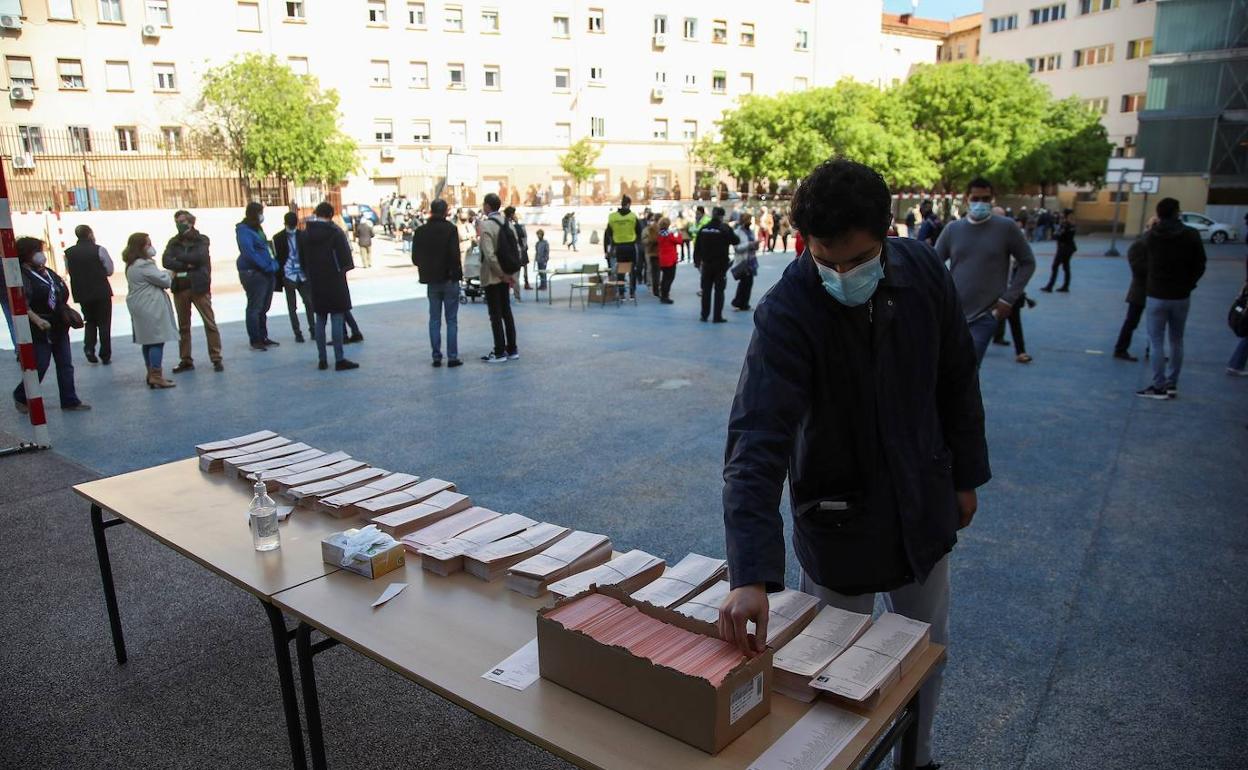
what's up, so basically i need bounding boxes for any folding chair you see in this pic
[610,261,637,306]
[569,263,603,309]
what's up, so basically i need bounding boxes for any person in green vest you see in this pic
[606,195,639,299]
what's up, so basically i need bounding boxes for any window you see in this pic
[481,8,498,32]
[652,119,668,140]
[587,8,603,32]
[654,70,667,84]
[989,14,1018,32]
[1079,0,1118,13]
[449,120,467,145]
[407,2,424,25]
[58,59,85,89]
[98,0,122,22]
[957,43,967,59]
[1083,96,1108,114]
[153,62,177,90]
[286,1,305,19]
[146,0,170,25]
[1127,37,1153,59]
[444,5,462,30]
[1074,44,1113,67]
[1026,54,1061,72]
[682,17,696,39]
[160,126,183,152]
[590,116,605,138]
[370,60,391,87]
[553,68,570,91]
[1029,3,1065,24]
[682,120,697,141]
[1120,92,1146,112]
[49,0,76,20]
[793,76,809,90]
[104,60,131,90]
[740,22,755,46]
[367,0,386,24]
[795,28,809,50]
[116,126,138,152]
[739,72,754,93]
[589,66,604,84]
[484,121,502,143]
[237,1,261,30]
[68,125,93,153]
[409,61,428,88]
[411,119,431,143]
[653,15,666,34]
[483,65,500,89]
[552,14,569,36]
[18,126,45,155]
[554,123,571,144]
[288,56,309,75]
[373,119,393,143]
[683,72,697,90]
[712,70,726,94]
[7,57,34,89]
[712,19,727,43]
[448,63,464,88]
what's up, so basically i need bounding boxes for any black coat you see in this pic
[1054,222,1077,260]
[692,219,739,272]
[271,228,307,290]
[1125,238,1148,306]
[1144,218,1206,300]
[65,241,113,303]
[411,217,463,284]
[21,266,72,343]
[301,220,354,314]
[162,230,213,295]
[723,239,990,595]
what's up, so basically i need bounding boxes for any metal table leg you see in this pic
[859,692,919,769]
[897,691,920,770]
[90,503,128,664]
[296,622,341,770]
[261,600,309,770]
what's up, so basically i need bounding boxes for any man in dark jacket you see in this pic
[302,201,359,371]
[1136,197,1207,399]
[692,206,739,322]
[1114,217,1153,361]
[273,211,313,343]
[162,210,224,372]
[64,225,114,364]
[411,198,464,367]
[718,160,989,770]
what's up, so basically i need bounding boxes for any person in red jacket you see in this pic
[656,217,683,305]
[794,230,805,259]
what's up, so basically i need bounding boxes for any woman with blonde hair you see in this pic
[123,232,178,388]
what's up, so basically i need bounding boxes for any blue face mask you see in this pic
[816,251,885,307]
[968,202,993,222]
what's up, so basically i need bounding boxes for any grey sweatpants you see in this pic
[800,555,950,767]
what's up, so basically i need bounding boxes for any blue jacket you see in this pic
[723,238,990,595]
[235,222,278,274]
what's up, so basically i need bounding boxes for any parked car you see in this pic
[1180,212,1239,244]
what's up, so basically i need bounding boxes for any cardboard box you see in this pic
[587,283,617,303]
[536,586,771,754]
[321,531,406,579]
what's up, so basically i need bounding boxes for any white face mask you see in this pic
[145,245,157,257]
[31,252,47,269]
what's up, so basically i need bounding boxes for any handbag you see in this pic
[60,303,85,329]
[1229,288,1248,338]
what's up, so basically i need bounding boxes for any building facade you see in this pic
[938,12,983,64]
[880,13,948,88]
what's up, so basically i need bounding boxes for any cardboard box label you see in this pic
[730,672,764,725]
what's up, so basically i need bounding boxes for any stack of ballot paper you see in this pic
[548,549,666,599]
[810,612,931,709]
[505,531,613,597]
[418,513,536,575]
[674,580,731,624]
[196,430,278,454]
[400,506,501,551]
[772,606,872,702]
[315,473,422,517]
[462,523,570,581]
[370,490,472,537]
[354,478,455,517]
[630,553,727,608]
[246,451,352,489]
[281,464,379,502]
[221,442,315,476]
[199,436,291,472]
[234,447,325,479]
[760,589,822,651]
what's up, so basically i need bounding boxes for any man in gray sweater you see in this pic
[936,177,1036,364]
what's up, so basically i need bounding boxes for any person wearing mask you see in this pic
[478,193,519,363]
[731,212,760,312]
[915,201,943,247]
[411,198,464,368]
[718,160,988,770]
[64,224,114,365]
[607,196,639,300]
[355,214,374,269]
[656,217,682,304]
[302,202,359,371]
[642,215,662,298]
[504,206,530,298]
[1041,210,1077,293]
[934,177,1036,365]
[163,210,224,372]
[236,202,279,351]
[273,211,313,343]
[122,232,178,389]
[1114,219,1153,362]
[692,206,739,323]
[12,237,90,413]
[1136,197,1206,399]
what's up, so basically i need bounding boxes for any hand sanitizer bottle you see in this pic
[249,473,281,552]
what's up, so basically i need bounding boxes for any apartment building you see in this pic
[880,12,948,87]
[938,13,983,64]
[0,0,884,208]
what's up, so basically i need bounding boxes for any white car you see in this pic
[1180,212,1240,244]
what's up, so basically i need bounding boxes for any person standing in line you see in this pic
[758,208,773,254]
[777,211,792,253]
[934,177,1036,365]
[915,201,943,247]
[478,193,519,363]
[634,210,649,287]
[122,232,178,389]
[1136,197,1206,399]
[236,202,279,352]
[1041,210,1077,293]
[693,206,739,323]
[656,217,682,304]
[718,160,988,770]
[11,237,90,413]
[674,212,690,263]
[163,210,224,372]
[1114,218,1153,362]
[504,206,530,296]
[561,212,571,246]
[534,229,551,291]
[302,202,359,372]
[64,224,114,365]
[355,214,374,268]
[273,212,313,343]
[607,196,639,300]
[1227,253,1248,376]
[380,195,393,238]
[643,215,661,297]
[730,212,759,312]
[456,208,476,271]
[411,198,463,368]
[568,212,579,252]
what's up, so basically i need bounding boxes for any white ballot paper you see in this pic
[371,583,407,608]
[630,553,727,608]
[747,701,868,770]
[774,606,871,677]
[481,638,540,691]
[275,505,295,522]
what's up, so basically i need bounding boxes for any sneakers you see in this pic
[1227,367,1248,377]
[432,359,443,368]
[317,360,328,371]
[335,359,359,371]
[447,359,463,368]
[262,338,280,347]
[713,318,728,323]
[63,402,93,411]
[213,361,225,372]
[481,352,508,363]
[250,343,268,352]
[660,298,674,304]
[1135,386,1169,400]
[173,361,195,373]
[1165,385,1178,399]
[1113,351,1138,362]
[295,333,306,343]
[507,351,520,361]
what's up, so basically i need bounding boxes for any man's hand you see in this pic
[993,299,1013,320]
[29,314,51,332]
[957,489,978,529]
[718,584,769,656]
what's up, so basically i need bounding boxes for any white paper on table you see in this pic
[481,638,540,691]
[275,505,295,521]
[371,582,408,608]
[747,701,868,770]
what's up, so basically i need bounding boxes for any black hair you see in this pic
[244,201,264,224]
[74,224,92,240]
[314,201,335,219]
[430,198,448,216]
[966,177,993,195]
[621,195,631,207]
[15,236,44,262]
[711,206,726,219]
[173,209,194,223]
[790,159,892,242]
[1156,197,1180,219]
[503,206,516,219]
[482,193,501,212]
[283,211,298,228]
[695,205,705,214]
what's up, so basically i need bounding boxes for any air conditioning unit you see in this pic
[380,147,396,159]
[141,23,160,37]
[651,86,667,100]
[0,14,22,30]
[9,86,33,102]
[652,33,666,48]
[12,154,35,169]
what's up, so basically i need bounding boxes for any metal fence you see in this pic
[0,126,285,211]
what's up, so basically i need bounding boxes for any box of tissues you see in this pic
[321,525,405,579]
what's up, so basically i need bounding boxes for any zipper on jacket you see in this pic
[868,299,874,325]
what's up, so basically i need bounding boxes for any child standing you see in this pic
[534,229,550,290]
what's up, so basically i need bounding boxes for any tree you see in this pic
[558,137,602,203]
[195,53,358,194]
[1015,96,1112,208]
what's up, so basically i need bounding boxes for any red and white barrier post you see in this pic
[0,162,51,451]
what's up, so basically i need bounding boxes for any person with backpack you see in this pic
[505,206,530,296]
[479,193,519,363]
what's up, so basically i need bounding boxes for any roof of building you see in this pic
[881,12,950,39]
[948,12,983,34]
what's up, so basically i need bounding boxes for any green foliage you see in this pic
[558,137,602,185]
[1015,96,1112,192]
[195,53,358,187]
